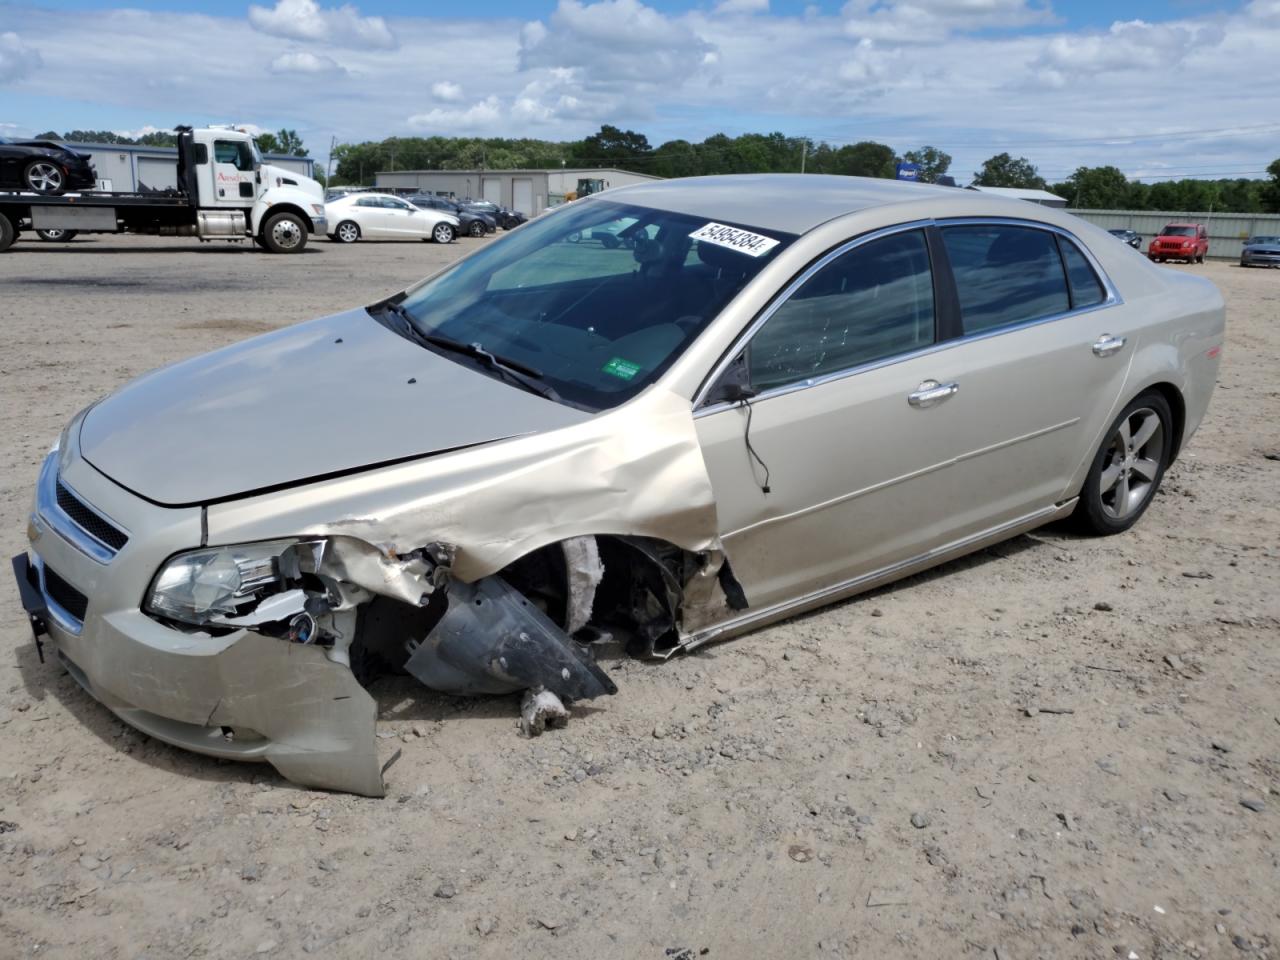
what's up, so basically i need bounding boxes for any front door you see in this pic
[210,139,256,206]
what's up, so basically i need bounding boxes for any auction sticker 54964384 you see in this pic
[689,222,780,257]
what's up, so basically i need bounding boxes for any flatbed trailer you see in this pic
[0,126,326,253]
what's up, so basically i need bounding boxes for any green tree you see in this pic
[1060,166,1129,209]
[973,152,1046,189]
[1263,158,1280,213]
[902,145,951,184]
[569,125,652,169]
[136,130,177,147]
[256,132,280,154]
[809,140,896,178]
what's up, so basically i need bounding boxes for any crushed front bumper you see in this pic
[15,448,386,796]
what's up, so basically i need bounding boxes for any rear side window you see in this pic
[942,225,1069,334]
[1058,237,1105,309]
[749,229,935,391]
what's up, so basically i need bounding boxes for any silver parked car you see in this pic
[13,175,1225,795]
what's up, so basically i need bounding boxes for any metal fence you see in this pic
[1070,209,1280,260]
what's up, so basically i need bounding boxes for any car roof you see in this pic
[601,172,1090,235]
[600,174,1037,235]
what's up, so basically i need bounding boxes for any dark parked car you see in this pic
[0,135,97,195]
[1240,235,1280,268]
[459,198,527,230]
[407,194,496,237]
[1108,228,1142,249]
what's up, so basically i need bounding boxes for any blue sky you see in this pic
[2,0,1276,183]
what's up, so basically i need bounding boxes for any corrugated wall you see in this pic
[1071,209,1280,260]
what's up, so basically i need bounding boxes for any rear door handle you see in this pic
[1092,334,1127,357]
[908,380,959,408]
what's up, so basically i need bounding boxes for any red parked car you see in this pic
[1148,223,1208,264]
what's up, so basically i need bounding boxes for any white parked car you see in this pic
[325,192,457,244]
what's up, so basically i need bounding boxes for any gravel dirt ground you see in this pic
[1,234,1277,960]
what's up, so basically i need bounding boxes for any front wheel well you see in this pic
[259,203,313,235]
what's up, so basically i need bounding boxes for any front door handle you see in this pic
[1092,334,1127,357]
[908,379,959,408]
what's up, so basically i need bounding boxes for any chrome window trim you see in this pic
[35,452,128,565]
[693,216,1123,416]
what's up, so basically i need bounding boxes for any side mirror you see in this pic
[702,352,755,406]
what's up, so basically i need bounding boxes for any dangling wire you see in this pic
[741,398,771,494]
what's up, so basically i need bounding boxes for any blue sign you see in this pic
[896,162,921,181]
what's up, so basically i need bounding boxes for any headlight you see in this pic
[145,539,323,627]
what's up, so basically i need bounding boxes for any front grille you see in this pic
[56,479,128,551]
[44,565,88,622]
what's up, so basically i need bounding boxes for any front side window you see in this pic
[396,200,793,410]
[748,229,936,392]
[942,225,1069,334]
[213,140,256,172]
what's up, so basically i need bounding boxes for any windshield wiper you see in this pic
[419,332,562,403]
[373,302,561,402]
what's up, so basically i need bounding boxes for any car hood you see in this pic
[78,308,592,506]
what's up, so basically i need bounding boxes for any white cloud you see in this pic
[520,0,717,90]
[842,0,1054,43]
[715,0,770,13]
[0,1,1276,186]
[112,124,166,140]
[407,96,504,133]
[248,0,395,49]
[0,32,42,85]
[269,50,348,75]
[431,81,464,102]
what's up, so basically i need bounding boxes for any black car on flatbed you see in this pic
[0,136,97,195]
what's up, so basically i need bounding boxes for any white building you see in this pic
[373,167,662,217]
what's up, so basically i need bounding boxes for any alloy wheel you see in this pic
[26,162,64,193]
[1098,407,1164,520]
[271,218,303,250]
[337,222,359,243]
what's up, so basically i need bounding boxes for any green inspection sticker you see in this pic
[602,357,642,380]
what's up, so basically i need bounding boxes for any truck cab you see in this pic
[180,126,327,252]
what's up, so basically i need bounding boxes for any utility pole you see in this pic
[325,135,336,185]
[800,141,807,174]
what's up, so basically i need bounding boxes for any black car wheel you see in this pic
[1071,390,1174,536]
[468,220,485,238]
[36,228,78,242]
[24,160,66,195]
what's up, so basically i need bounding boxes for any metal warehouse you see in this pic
[66,141,316,193]
[373,167,662,217]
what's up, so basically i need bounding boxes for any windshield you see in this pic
[1162,226,1196,237]
[1248,235,1280,245]
[394,199,793,410]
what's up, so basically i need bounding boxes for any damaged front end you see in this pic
[140,389,752,796]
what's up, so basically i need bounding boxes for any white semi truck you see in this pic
[0,125,326,253]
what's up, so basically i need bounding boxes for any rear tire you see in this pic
[36,228,78,242]
[1071,390,1174,536]
[468,220,485,238]
[334,220,360,243]
[260,211,308,253]
[432,222,455,244]
[0,213,15,252]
